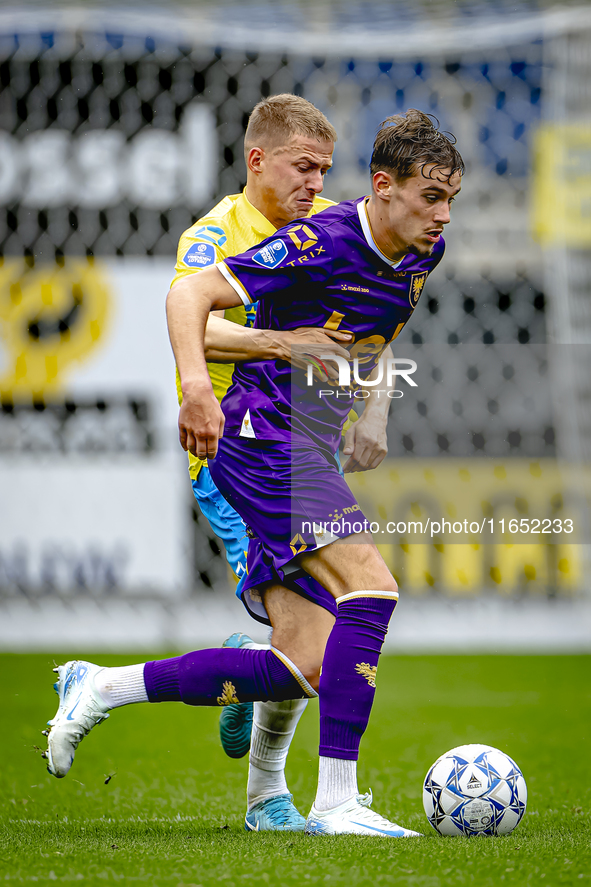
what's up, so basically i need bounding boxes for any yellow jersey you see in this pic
[171,189,335,479]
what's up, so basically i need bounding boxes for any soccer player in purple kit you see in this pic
[42,110,463,837]
[167,108,463,836]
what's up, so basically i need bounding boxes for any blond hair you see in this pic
[244,94,337,156]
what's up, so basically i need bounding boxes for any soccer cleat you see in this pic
[219,633,255,758]
[244,793,306,832]
[305,790,423,837]
[45,660,110,778]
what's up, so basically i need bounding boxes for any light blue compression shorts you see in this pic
[191,466,249,582]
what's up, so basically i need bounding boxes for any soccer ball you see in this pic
[422,744,527,836]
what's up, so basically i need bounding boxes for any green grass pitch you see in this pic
[1,652,589,886]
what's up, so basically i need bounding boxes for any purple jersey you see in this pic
[217,197,444,452]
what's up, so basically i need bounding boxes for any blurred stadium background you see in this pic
[1,0,590,651]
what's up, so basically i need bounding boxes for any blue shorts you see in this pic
[191,467,248,580]
[209,438,365,625]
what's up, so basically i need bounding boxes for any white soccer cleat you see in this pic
[305,790,423,837]
[44,660,110,778]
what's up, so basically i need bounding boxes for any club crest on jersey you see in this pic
[183,241,216,268]
[410,272,428,307]
[252,239,288,268]
[288,224,318,250]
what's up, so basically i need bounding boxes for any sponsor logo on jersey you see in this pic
[285,245,326,266]
[191,224,227,246]
[377,270,407,279]
[410,271,428,307]
[288,224,318,250]
[340,283,370,293]
[183,241,216,268]
[252,239,288,268]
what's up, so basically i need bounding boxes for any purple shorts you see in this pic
[209,437,367,625]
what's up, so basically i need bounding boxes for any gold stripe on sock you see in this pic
[335,590,399,606]
[270,647,318,698]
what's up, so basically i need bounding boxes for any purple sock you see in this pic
[318,593,398,761]
[144,647,313,706]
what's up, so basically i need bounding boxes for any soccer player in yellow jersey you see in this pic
[170,96,391,831]
[170,113,334,503]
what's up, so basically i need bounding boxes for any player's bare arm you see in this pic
[342,343,394,473]
[166,266,240,459]
[203,313,352,365]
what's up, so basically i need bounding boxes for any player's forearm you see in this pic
[204,316,288,363]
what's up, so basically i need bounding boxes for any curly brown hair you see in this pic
[370,109,464,183]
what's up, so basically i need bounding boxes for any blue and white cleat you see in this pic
[245,793,306,832]
[44,660,110,778]
[219,633,254,759]
[305,791,423,837]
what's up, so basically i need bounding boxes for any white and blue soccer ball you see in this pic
[423,744,527,837]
